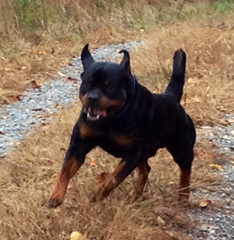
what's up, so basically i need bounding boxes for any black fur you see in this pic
[48,44,196,208]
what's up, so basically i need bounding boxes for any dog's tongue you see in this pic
[93,108,107,117]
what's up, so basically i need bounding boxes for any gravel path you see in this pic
[0,40,144,158]
[0,40,233,239]
[188,122,234,240]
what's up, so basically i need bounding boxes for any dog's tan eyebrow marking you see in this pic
[104,80,109,86]
[89,77,93,82]
[79,123,94,138]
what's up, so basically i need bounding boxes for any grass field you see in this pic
[0,0,234,239]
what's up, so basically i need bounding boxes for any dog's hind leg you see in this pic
[125,160,151,203]
[89,151,145,202]
[166,128,195,201]
[178,168,191,200]
[167,146,193,201]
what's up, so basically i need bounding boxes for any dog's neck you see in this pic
[117,74,137,120]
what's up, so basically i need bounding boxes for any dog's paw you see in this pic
[47,198,63,208]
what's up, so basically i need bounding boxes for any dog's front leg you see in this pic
[89,150,144,202]
[48,122,95,208]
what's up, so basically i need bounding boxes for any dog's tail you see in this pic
[165,49,186,102]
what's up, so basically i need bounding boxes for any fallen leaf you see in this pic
[40,123,50,130]
[51,173,58,179]
[190,96,201,102]
[210,163,224,171]
[55,103,62,109]
[188,77,199,84]
[227,118,234,123]
[38,50,47,55]
[12,95,22,102]
[35,113,53,119]
[199,199,212,208]
[157,216,165,224]
[90,159,97,167]
[64,77,77,83]
[58,72,65,77]
[31,80,41,89]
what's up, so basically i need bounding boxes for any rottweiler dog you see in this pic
[48,44,196,208]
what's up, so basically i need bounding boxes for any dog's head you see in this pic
[79,44,134,122]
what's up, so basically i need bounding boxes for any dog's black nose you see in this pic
[88,91,100,104]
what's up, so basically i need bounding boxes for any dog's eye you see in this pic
[104,80,109,86]
[104,80,111,90]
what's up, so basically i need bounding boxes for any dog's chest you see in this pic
[96,129,159,158]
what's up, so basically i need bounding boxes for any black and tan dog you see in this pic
[48,44,196,208]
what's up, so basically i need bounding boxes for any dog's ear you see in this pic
[119,50,131,74]
[81,44,95,69]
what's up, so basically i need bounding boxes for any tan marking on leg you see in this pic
[178,169,191,201]
[48,156,80,208]
[90,162,127,202]
[126,161,150,203]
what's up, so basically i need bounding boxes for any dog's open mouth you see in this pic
[84,107,107,121]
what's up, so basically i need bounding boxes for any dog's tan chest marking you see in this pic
[79,123,94,138]
[114,135,132,148]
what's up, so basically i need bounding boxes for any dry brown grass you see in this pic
[130,24,234,125]
[0,39,84,106]
[1,23,233,239]
[0,101,218,240]
[1,0,234,239]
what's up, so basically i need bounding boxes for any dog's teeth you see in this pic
[87,112,100,121]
